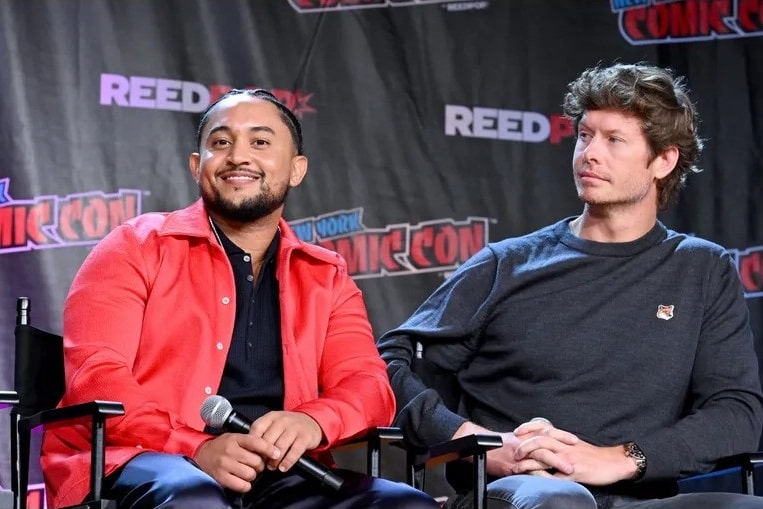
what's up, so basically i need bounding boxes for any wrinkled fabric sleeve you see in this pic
[62,224,210,456]
[294,263,397,449]
[377,247,500,449]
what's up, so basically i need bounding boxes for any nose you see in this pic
[226,139,251,166]
[581,135,601,164]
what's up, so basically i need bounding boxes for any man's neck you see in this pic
[570,204,658,243]
[209,212,281,263]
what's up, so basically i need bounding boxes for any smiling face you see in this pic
[572,109,676,213]
[189,95,307,224]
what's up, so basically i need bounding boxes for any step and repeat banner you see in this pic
[1,0,762,504]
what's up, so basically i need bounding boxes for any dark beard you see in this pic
[200,182,289,223]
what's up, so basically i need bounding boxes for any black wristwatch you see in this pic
[625,441,647,481]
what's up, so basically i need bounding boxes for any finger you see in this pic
[239,434,281,464]
[523,448,574,475]
[250,412,281,441]
[511,458,554,474]
[260,421,287,449]
[547,428,579,445]
[276,434,309,472]
[268,428,299,470]
[514,435,562,459]
[218,471,255,493]
[528,469,556,478]
[228,462,259,485]
[514,420,553,436]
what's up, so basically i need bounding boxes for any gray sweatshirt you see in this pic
[378,217,763,487]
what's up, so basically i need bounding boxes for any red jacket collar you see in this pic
[155,199,340,267]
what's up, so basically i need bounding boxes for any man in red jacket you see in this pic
[41,89,439,509]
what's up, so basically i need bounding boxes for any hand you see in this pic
[513,420,636,485]
[250,411,324,472]
[452,421,575,478]
[193,433,281,492]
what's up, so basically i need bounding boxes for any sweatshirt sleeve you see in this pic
[636,251,763,480]
[377,246,501,448]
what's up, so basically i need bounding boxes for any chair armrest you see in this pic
[713,452,763,470]
[369,426,406,442]
[331,426,405,452]
[331,426,405,477]
[0,390,19,406]
[413,433,503,469]
[19,400,124,431]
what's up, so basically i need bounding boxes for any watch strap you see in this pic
[625,441,647,481]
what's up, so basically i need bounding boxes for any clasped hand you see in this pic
[457,419,633,486]
[511,419,634,485]
[194,410,323,492]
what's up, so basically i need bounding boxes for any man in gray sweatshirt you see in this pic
[377,63,763,509]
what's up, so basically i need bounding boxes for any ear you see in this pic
[652,146,679,180]
[289,155,308,187]
[189,153,201,183]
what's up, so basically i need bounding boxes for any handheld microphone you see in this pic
[200,395,344,491]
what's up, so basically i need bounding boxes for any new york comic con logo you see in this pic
[288,0,487,12]
[613,0,763,44]
[732,245,763,299]
[0,178,143,254]
[289,208,490,279]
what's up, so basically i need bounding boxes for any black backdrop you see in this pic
[1,0,761,504]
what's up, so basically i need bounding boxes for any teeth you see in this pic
[224,176,256,181]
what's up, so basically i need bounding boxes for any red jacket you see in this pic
[41,199,395,508]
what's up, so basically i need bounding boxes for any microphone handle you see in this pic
[296,456,345,491]
[226,412,344,490]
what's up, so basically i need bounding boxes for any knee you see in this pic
[130,468,231,509]
[487,476,596,509]
[146,472,231,509]
[369,482,441,509]
[524,488,596,509]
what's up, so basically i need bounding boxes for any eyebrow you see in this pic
[206,125,277,139]
[578,121,630,136]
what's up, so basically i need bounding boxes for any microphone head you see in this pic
[200,395,233,429]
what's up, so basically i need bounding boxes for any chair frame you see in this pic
[407,340,503,509]
[8,297,124,509]
[406,434,502,509]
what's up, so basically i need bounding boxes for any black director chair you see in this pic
[405,340,503,509]
[2,297,124,509]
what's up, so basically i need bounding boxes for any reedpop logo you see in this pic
[99,73,316,118]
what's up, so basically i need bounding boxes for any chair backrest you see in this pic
[411,340,487,494]
[411,340,463,416]
[14,297,66,417]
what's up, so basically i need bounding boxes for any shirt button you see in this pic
[243,255,251,262]
[221,297,230,305]
[216,342,224,350]
[247,275,254,282]
[136,445,143,449]
[204,387,212,395]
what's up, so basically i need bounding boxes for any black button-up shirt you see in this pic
[213,221,284,422]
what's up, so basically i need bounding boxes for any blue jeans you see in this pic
[443,475,763,509]
[99,452,439,509]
